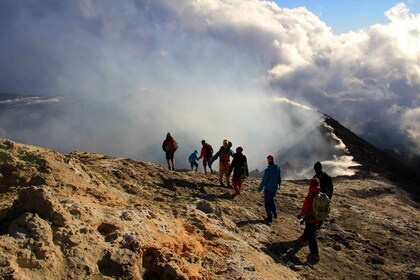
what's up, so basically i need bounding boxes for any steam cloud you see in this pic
[0,1,418,176]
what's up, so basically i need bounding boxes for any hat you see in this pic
[309,178,319,187]
[236,146,243,153]
[314,161,322,171]
[267,155,274,163]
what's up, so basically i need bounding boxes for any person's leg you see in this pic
[232,176,240,194]
[194,162,198,171]
[306,222,319,256]
[203,159,207,174]
[271,193,278,219]
[224,169,231,187]
[237,178,243,193]
[264,190,273,222]
[219,168,224,186]
[266,191,277,219]
[166,152,171,169]
[171,158,175,170]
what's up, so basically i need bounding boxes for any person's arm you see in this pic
[299,195,312,217]
[258,169,268,192]
[209,150,220,167]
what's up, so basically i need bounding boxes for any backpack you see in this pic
[312,193,330,220]
[316,172,334,199]
[205,144,213,157]
[237,155,248,179]
[167,138,178,152]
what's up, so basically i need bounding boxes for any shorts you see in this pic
[165,151,174,160]
[203,157,211,167]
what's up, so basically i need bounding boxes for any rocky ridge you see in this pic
[0,138,419,280]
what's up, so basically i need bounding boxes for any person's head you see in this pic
[236,146,243,154]
[314,161,322,172]
[166,132,171,139]
[201,140,206,146]
[309,178,319,187]
[267,155,274,165]
[194,150,198,154]
[223,139,228,148]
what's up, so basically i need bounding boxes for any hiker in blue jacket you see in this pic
[257,155,282,224]
[188,150,199,171]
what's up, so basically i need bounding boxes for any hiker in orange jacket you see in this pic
[209,140,234,187]
[297,177,321,261]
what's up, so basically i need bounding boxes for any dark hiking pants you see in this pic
[301,222,319,255]
[264,189,277,221]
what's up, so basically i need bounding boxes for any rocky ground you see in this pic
[0,138,419,280]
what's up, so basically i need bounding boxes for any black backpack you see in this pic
[316,171,333,199]
[205,144,213,157]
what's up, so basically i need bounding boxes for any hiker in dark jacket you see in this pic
[198,140,213,174]
[228,146,249,195]
[162,132,178,170]
[297,177,321,261]
[257,155,281,224]
[313,161,333,199]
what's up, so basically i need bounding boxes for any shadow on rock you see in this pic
[236,219,265,227]
[263,240,305,266]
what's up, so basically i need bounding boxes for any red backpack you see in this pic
[167,138,178,152]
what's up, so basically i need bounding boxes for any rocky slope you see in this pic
[0,138,419,280]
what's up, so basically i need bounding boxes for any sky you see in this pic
[0,0,419,174]
[274,0,420,34]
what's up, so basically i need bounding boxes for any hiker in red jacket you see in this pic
[297,177,321,261]
[162,132,178,170]
[198,140,214,174]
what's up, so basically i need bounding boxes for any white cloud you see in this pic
[0,0,419,176]
[402,107,420,154]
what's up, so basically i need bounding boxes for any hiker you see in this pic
[297,177,321,261]
[198,140,214,174]
[228,146,249,195]
[313,161,333,199]
[188,150,199,171]
[257,155,281,224]
[209,139,235,187]
[162,132,178,170]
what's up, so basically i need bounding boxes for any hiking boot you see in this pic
[307,253,320,262]
[263,217,273,224]
[297,237,308,246]
[273,213,278,219]
[220,183,225,187]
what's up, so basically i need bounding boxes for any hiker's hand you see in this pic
[297,215,301,219]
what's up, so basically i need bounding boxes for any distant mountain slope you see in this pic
[324,115,420,201]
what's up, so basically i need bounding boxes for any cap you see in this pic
[314,161,322,171]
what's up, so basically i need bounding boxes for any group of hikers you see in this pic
[162,132,334,261]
